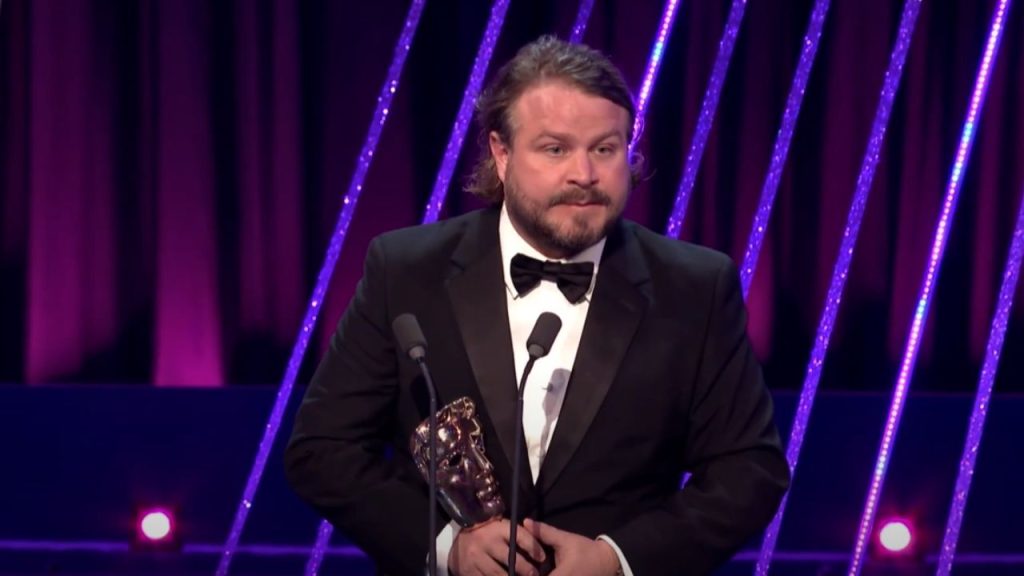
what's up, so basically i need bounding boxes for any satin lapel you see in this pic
[445,210,526,487]
[536,222,649,495]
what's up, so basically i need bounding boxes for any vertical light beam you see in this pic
[664,0,747,238]
[420,0,512,225]
[848,1,1012,573]
[936,183,1024,576]
[568,0,595,44]
[739,0,830,297]
[215,1,427,574]
[630,0,684,154]
[305,1,511,574]
[753,1,923,573]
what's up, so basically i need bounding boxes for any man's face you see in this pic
[490,81,632,259]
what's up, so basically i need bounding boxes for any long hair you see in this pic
[465,36,642,203]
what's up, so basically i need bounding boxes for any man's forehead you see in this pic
[508,81,630,138]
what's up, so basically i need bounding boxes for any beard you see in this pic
[503,168,624,259]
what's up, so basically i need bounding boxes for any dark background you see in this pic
[2,2,1023,574]
[3,0,1023,393]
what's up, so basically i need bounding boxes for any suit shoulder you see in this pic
[368,209,489,265]
[625,221,735,278]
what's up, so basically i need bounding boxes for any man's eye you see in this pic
[544,145,565,156]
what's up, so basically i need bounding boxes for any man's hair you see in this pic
[465,35,642,203]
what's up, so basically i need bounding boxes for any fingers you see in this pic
[510,521,546,564]
[485,523,540,576]
[510,551,541,576]
[523,518,564,547]
[472,554,510,576]
[452,520,540,576]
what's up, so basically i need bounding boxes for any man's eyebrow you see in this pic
[530,129,624,144]
[531,130,572,143]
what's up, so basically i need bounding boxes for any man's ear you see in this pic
[489,131,510,183]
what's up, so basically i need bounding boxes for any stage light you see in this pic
[140,510,172,541]
[879,519,913,553]
[134,507,180,551]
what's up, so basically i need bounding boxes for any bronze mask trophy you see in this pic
[410,396,505,527]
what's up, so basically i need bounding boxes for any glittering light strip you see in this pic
[663,0,746,238]
[298,8,434,573]
[936,183,1024,576]
[308,3,511,572]
[738,0,830,297]
[568,0,595,43]
[753,2,922,574]
[629,0,683,153]
[847,1,1013,573]
[305,518,335,576]
[421,0,511,224]
[214,2,427,575]
[0,539,364,557]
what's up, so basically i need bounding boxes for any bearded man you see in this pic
[286,35,790,576]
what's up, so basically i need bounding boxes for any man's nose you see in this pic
[567,150,597,188]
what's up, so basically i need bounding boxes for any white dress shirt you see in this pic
[434,205,633,576]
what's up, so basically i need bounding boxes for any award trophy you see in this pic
[410,396,505,527]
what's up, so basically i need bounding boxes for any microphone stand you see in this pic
[415,356,439,576]
[508,355,539,575]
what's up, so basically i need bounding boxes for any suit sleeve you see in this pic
[606,258,790,576]
[284,237,441,576]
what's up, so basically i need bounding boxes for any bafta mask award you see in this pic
[410,396,505,527]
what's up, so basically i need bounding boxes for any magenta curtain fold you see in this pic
[1,0,1022,390]
[151,0,223,386]
[25,1,119,382]
[233,0,305,366]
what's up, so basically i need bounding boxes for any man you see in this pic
[285,36,790,576]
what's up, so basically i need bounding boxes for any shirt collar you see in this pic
[499,202,606,301]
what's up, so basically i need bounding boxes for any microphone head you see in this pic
[392,313,427,361]
[526,312,562,359]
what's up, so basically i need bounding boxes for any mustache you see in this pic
[548,187,612,207]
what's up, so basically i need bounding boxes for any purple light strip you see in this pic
[738,0,830,297]
[568,0,595,43]
[0,540,132,553]
[629,0,683,153]
[9,539,1024,566]
[214,2,427,575]
[309,3,511,572]
[937,183,1024,576]
[753,2,922,574]
[0,539,363,557]
[305,516,335,576]
[663,0,747,238]
[421,0,511,224]
[847,1,1012,573]
[196,543,363,557]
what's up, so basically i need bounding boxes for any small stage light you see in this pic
[141,511,172,541]
[134,507,180,551]
[878,519,913,553]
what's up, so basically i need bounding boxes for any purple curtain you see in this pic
[2,0,1022,389]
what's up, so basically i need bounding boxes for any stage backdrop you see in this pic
[1,0,1023,390]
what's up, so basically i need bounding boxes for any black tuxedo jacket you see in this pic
[285,207,789,576]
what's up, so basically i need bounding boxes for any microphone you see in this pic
[508,312,562,575]
[525,313,562,359]
[392,313,439,576]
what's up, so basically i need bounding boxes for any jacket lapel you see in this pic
[445,209,531,491]
[536,221,649,495]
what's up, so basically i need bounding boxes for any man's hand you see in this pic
[524,519,621,576]
[449,519,547,576]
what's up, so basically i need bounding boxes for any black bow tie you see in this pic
[510,253,595,303]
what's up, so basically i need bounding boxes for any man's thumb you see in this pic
[524,518,564,545]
